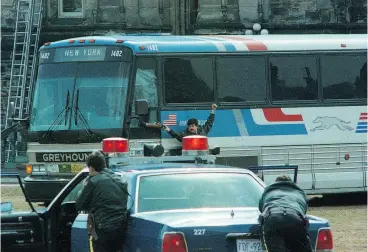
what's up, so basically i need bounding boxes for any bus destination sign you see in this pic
[39,46,127,63]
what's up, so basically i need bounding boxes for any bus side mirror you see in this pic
[135,99,148,116]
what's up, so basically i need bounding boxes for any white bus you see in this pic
[26,34,367,203]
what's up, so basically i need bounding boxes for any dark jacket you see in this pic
[168,112,215,142]
[258,181,308,216]
[76,168,128,229]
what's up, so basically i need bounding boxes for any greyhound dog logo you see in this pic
[310,116,353,132]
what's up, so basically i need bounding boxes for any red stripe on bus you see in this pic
[263,108,303,122]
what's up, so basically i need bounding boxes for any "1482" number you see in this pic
[111,50,123,57]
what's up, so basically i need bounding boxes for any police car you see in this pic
[1,136,334,252]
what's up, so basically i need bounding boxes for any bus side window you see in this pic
[321,54,367,100]
[270,55,318,101]
[164,57,214,103]
[131,58,158,127]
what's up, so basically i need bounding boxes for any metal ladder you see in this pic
[4,0,43,166]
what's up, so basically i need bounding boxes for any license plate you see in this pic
[45,164,84,173]
[45,164,59,173]
[71,164,85,173]
[236,239,265,252]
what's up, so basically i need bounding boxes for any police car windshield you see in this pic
[30,61,130,131]
[137,172,263,213]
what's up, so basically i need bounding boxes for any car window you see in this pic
[62,177,87,203]
[137,172,263,212]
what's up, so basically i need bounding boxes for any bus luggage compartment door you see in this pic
[260,146,313,190]
[312,144,365,191]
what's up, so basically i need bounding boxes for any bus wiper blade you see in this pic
[41,91,70,140]
[64,90,70,125]
[74,89,95,138]
[74,108,95,138]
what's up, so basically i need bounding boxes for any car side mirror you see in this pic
[135,99,148,116]
[1,202,13,213]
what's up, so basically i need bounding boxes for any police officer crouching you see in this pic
[76,151,129,252]
[258,175,312,252]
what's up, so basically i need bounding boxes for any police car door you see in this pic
[1,173,45,251]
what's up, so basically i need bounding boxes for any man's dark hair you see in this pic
[187,118,198,126]
[275,175,292,182]
[86,151,106,172]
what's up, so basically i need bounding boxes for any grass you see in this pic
[309,205,367,252]
[1,186,367,252]
[1,186,33,211]
[308,193,367,252]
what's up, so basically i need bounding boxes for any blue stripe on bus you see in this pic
[160,110,241,138]
[241,110,308,136]
[160,109,308,138]
[224,43,237,51]
[356,122,368,133]
[199,36,237,52]
[357,122,368,126]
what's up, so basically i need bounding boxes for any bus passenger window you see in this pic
[270,56,318,101]
[164,57,214,103]
[216,57,267,103]
[321,54,367,100]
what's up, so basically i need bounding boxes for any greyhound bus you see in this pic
[25,34,367,203]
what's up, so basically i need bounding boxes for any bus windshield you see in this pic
[30,61,130,131]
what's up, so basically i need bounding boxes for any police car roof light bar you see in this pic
[102,137,129,153]
[103,136,217,167]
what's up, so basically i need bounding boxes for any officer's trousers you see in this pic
[90,225,125,252]
[262,209,313,252]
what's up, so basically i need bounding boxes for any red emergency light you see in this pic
[182,136,209,151]
[102,137,129,153]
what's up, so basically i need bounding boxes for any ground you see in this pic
[309,205,366,252]
[1,186,367,252]
[308,193,367,252]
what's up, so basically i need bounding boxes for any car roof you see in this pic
[80,163,266,187]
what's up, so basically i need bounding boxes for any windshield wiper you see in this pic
[65,90,70,125]
[41,91,70,141]
[74,89,95,138]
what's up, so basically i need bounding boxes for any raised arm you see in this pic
[202,103,217,134]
